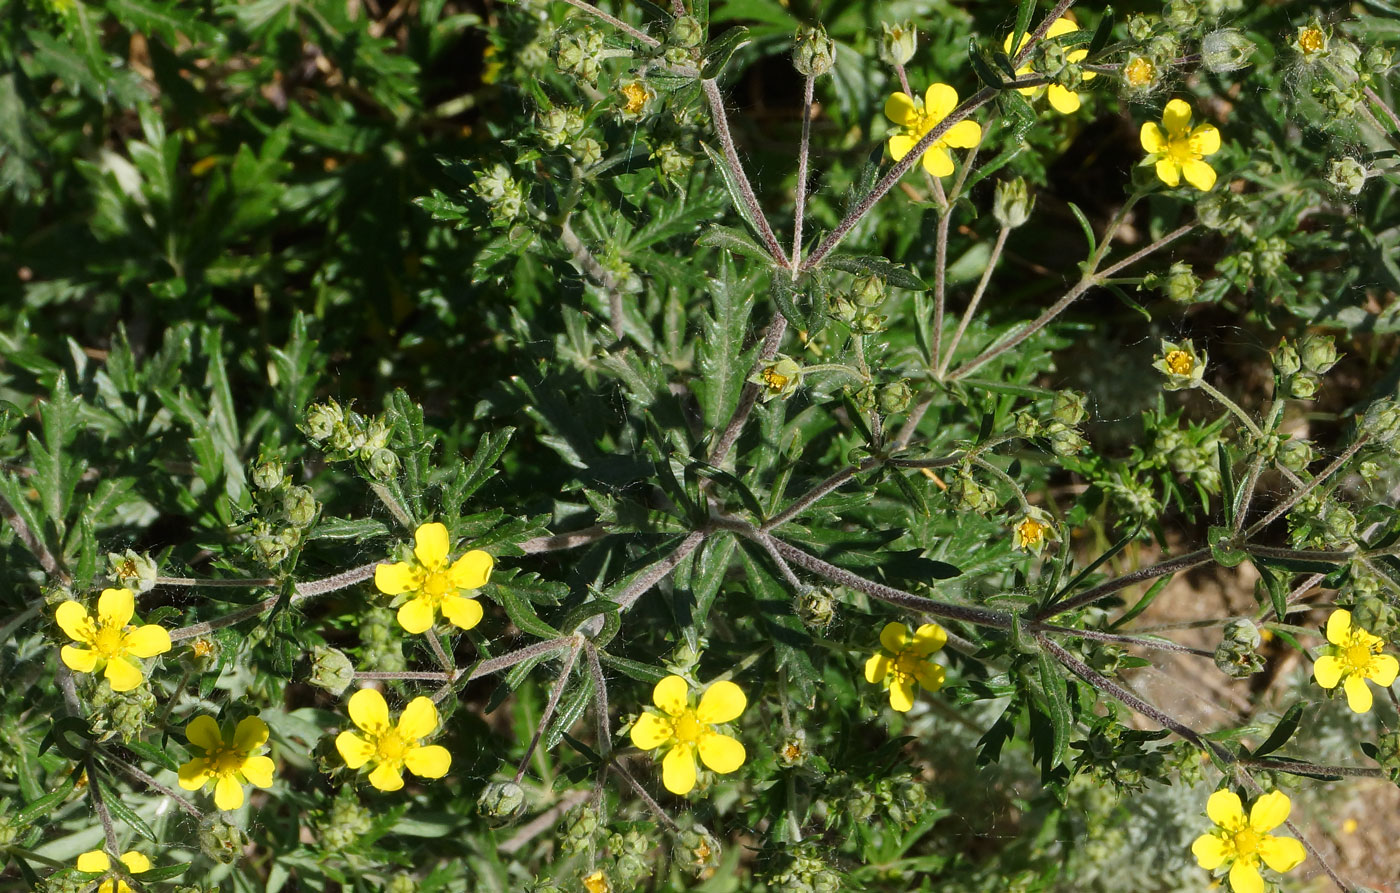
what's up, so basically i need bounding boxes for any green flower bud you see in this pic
[315,789,372,850]
[1277,438,1313,473]
[749,356,803,402]
[879,21,916,67]
[179,636,219,674]
[1373,730,1400,783]
[793,25,835,78]
[1045,421,1088,457]
[108,549,158,594]
[853,274,886,308]
[304,400,342,442]
[1285,371,1320,400]
[674,824,721,877]
[1153,339,1207,390]
[1362,398,1400,444]
[1201,28,1255,73]
[199,813,249,864]
[282,485,318,527]
[368,447,400,482]
[559,804,600,855]
[307,645,354,696]
[948,470,996,514]
[798,589,837,630]
[652,141,692,180]
[1052,390,1089,426]
[1328,157,1369,195]
[252,456,286,491]
[672,15,703,47]
[1014,411,1041,438]
[664,46,691,67]
[1351,596,1395,640]
[877,379,913,415]
[477,780,527,822]
[537,106,578,149]
[572,136,604,167]
[1164,0,1197,28]
[1214,618,1264,678]
[386,876,417,893]
[1162,262,1201,304]
[1298,333,1340,375]
[1273,338,1301,377]
[992,177,1034,229]
[471,164,526,224]
[1126,15,1154,42]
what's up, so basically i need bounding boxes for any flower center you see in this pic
[373,730,411,765]
[1017,519,1046,548]
[762,369,789,391]
[1165,350,1194,375]
[892,650,923,682]
[1124,57,1154,87]
[672,711,705,744]
[1343,640,1376,673]
[1298,28,1325,55]
[421,571,452,600]
[209,745,246,776]
[1231,828,1261,857]
[92,624,125,658]
[621,82,647,114]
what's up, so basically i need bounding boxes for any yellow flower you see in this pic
[1140,99,1222,190]
[1191,789,1306,893]
[1003,17,1096,114]
[883,83,982,178]
[1012,507,1057,553]
[1295,25,1326,57]
[76,850,150,893]
[620,80,650,116]
[864,621,946,712]
[1312,608,1399,713]
[1123,55,1156,89]
[582,869,612,893]
[629,675,747,795]
[374,521,494,634]
[336,688,452,791]
[177,715,276,811]
[1166,350,1194,375]
[56,588,171,692]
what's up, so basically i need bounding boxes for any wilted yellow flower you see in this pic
[630,675,746,795]
[375,522,494,634]
[75,850,150,893]
[883,83,982,178]
[864,621,946,711]
[1191,789,1306,893]
[1140,99,1222,190]
[1004,17,1096,114]
[56,588,171,692]
[1312,608,1398,713]
[177,715,276,811]
[336,688,452,791]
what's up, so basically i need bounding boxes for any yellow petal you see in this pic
[440,595,483,631]
[413,522,451,570]
[1206,789,1245,828]
[1139,122,1167,155]
[1312,654,1343,689]
[1189,123,1221,156]
[912,623,948,656]
[696,680,746,724]
[922,146,954,178]
[397,596,436,634]
[1344,674,1373,713]
[118,852,150,874]
[104,656,145,692]
[1228,859,1264,893]
[122,624,171,659]
[397,696,439,740]
[630,712,673,750]
[653,675,690,717]
[186,715,223,752]
[1258,835,1306,873]
[879,622,910,654]
[864,652,890,685]
[888,678,916,712]
[1002,30,1018,54]
[883,91,916,126]
[661,742,697,795]
[405,743,452,779]
[913,660,945,692]
[942,118,982,149]
[213,774,245,811]
[888,133,917,162]
[1326,609,1351,646]
[369,761,405,791]
[1182,159,1217,191]
[1046,17,1079,38]
[374,562,419,596]
[924,83,958,121]
[448,550,494,590]
[97,588,135,628]
[240,755,275,788]
[1191,833,1228,870]
[348,688,391,733]
[1162,98,1193,137]
[1248,790,1291,832]
[336,731,375,769]
[1370,653,1398,687]
[61,645,98,673]
[1154,158,1181,187]
[233,716,269,753]
[177,757,212,790]
[77,851,111,873]
[697,731,746,774]
[1046,85,1082,115]
[56,601,94,643]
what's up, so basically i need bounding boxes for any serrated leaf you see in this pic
[696,225,773,263]
[823,255,927,290]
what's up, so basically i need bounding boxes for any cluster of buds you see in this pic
[536,105,585,149]
[558,803,601,855]
[948,468,997,515]
[1016,390,1090,457]
[302,400,398,479]
[766,847,841,893]
[1214,618,1266,677]
[247,452,321,567]
[651,141,693,181]
[198,813,250,864]
[469,163,526,224]
[832,274,888,334]
[553,27,605,84]
[312,788,372,851]
[359,606,407,672]
[1274,334,1340,400]
[1072,723,1172,792]
[1290,496,1357,550]
[605,827,654,888]
[88,680,156,742]
[1153,424,1224,491]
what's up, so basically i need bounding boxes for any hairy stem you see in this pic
[791,73,815,272]
[168,562,380,642]
[1244,435,1370,537]
[519,525,612,553]
[514,641,582,784]
[1036,548,1211,620]
[702,79,788,264]
[939,226,1009,378]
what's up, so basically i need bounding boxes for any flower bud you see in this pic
[992,178,1034,229]
[1276,438,1313,473]
[1045,421,1088,457]
[1201,28,1255,73]
[282,485,318,527]
[181,636,220,673]
[368,447,399,482]
[386,876,417,893]
[652,141,692,179]
[199,813,249,864]
[1014,411,1041,438]
[1298,333,1340,375]
[304,400,342,442]
[1164,0,1197,28]
[108,549,158,593]
[307,646,354,696]
[852,274,885,308]
[1164,262,1201,304]
[559,804,600,855]
[674,824,721,878]
[1126,15,1153,41]
[1285,371,1320,400]
[798,589,836,630]
[252,457,286,491]
[1214,618,1264,678]
[1327,157,1369,195]
[1351,596,1396,640]
[1362,398,1400,444]
[749,356,803,402]
[793,25,835,78]
[879,21,916,67]
[582,869,612,893]
[1052,390,1089,426]
[471,164,526,223]
[572,136,604,167]
[1272,338,1301,377]
[672,15,703,48]
[477,780,527,823]
[877,379,913,415]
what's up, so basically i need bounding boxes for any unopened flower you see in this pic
[108,550,158,593]
[178,715,276,811]
[749,356,803,402]
[1313,609,1398,713]
[336,688,451,791]
[864,621,946,712]
[76,850,150,893]
[884,84,982,178]
[1153,339,1207,390]
[56,589,171,692]
[1192,789,1306,893]
[879,21,917,67]
[1004,17,1096,114]
[1140,99,1222,190]
[375,522,494,634]
[630,675,746,795]
[1013,506,1057,553]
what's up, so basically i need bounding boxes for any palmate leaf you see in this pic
[693,258,757,429]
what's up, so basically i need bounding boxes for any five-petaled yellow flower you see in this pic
[1003,16,1096,114]
[336,688,452,791]
[884,83,982,178]
[1140,99,1222,191]
[630,675,746,795]
[1191,789,1306,893]
[178,715,276,811]
[865,621,947,712]
[375,522,494,635]
[56,588,171,692]
[76,850,150,893]
[1312,608,1398,714]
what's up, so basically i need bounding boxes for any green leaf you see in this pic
[1209,526,1247,568]
[1089,7,1116,56]
[1011,0,1036,58]
[96,776,157,842]
[1035,653,1071,768]
[1252,703,1305,758]
[1109,574,1172,629]
[701,26,751,79]
[597,651,669,684]
[495,583,562,639]
[697,225,774,263]
[1066,202,1096,255]
[968,38,1006,88]
[702,143,767,251]
[823,255,927,290]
